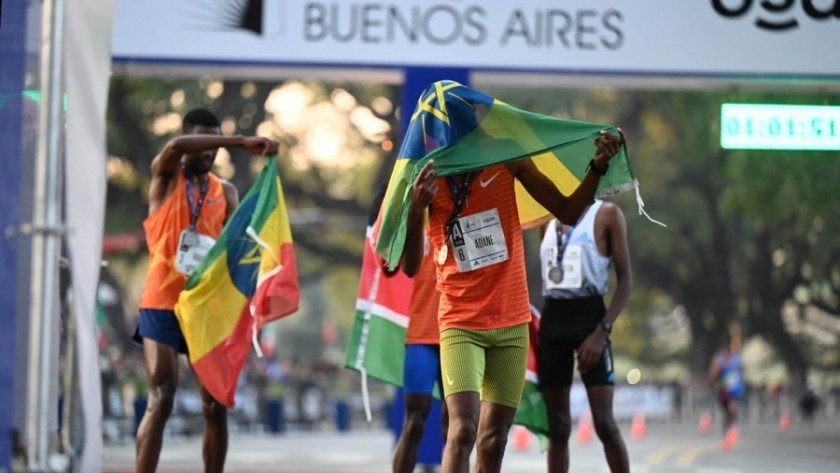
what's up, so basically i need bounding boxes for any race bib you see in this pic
[450,208,509,273]
[545,244,583,290]
[175,230,216,276]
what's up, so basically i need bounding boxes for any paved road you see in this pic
[103,421,839,472]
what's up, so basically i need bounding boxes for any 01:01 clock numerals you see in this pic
[725,116,838,138]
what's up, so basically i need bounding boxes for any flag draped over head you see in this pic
[175,156,299,408]
[375,80,638,269]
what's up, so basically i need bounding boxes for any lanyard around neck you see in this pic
[444,171,477,240]
[555,223,575,263]
[184,171,209,232]
[554,202,594,262]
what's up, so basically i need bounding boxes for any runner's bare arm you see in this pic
[576,203,631,373]
[221,180,240,223]
[709,359,721,381]
[507,129,624,225]
[151,135,278,176]
[401,161,438,277]
[601,203,631,328]
[148,136,278,211]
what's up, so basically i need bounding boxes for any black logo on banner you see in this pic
[181,0,285,36]
[712,0,840,31]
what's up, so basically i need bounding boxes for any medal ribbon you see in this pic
[184,169,210,232]
[554,202,592,264]
[555,223,575,265]
[443,171,478,242]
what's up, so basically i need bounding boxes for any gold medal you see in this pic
[437,244,448,265]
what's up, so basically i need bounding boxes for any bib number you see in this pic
[545,244,583,289]
[450,208,508,273]
[175,230,216,276]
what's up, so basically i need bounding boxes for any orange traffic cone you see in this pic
[630,411,646,440]
[698,410,713,435]
[779,409,791,433]
[722,425,739,452]
[576,412,593,445]
[512,425,532,451]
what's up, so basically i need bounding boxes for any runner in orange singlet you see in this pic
[399,129,625,473]
[133,108,277,473]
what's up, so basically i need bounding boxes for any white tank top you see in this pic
[539,200,611,299]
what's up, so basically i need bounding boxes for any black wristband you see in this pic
[588,159,608,176]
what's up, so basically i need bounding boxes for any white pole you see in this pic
[26,0,66,469]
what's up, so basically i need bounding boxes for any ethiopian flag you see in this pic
[375,80,637,269]
[344,223,414,388]
[175,156,299,407]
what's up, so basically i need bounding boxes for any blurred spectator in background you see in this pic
[670,380,684,422]
[709,335,745,437]
[798,388,820,428]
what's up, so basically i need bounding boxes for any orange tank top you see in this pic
[428,164,531,331]
[139,171,227,310]
[406,239,441,345]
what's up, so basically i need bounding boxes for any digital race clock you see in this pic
[720,104,840,151]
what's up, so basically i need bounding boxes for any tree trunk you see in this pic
[762,314,809,386]
[748,227,811,386]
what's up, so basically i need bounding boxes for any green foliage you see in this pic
[635,89,840,379]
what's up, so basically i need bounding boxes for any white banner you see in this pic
[112,0,840,77]
[65,0,115,469]
[571,384,674,421]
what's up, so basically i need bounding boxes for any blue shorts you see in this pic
[403,344,441,395]
[132,309,188,355]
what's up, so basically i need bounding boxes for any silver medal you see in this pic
[548,265,564,284]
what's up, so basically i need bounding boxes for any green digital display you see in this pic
[721,104,840,151]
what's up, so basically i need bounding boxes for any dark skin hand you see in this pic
[400,162,440,276]
[401,129,625,277]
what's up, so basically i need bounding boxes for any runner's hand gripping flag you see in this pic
[176,156,299,407]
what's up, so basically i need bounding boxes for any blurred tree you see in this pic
[632,90,840,383]
[725,137,840,383]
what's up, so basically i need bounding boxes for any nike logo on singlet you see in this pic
[479,172,501,188]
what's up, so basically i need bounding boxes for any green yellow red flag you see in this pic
[175,156,299,407]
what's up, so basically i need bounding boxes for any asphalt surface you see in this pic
[102,420,840,472]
